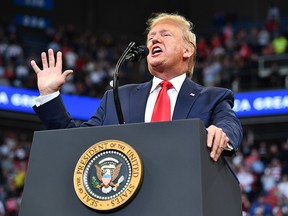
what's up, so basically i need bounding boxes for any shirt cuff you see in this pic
[34,91,60,107]
[225,143,234,151]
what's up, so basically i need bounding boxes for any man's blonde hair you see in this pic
[146,12,197,78]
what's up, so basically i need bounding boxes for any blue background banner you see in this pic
[0,86,287,120]
[0,86,100,120]
[15,14,52,29]
[14,0,53,10]
[233,89,288,117]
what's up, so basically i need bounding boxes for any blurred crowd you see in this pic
[0,4,288,216]
[230,131,288,216]
[0,5,287,97]
[0,131,31,216]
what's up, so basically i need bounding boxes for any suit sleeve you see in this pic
[33,95,76,129]
[209,88,243,156]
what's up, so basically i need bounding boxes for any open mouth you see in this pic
[152,46,162,55]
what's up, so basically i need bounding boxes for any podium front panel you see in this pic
[20,119,242,216]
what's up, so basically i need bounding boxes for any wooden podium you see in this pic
[19,119,242,216]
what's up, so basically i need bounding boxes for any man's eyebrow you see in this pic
[148,29,170,36]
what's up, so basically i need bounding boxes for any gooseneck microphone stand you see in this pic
[113,41,136,124]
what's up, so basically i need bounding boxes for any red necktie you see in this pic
[151,80,172,122]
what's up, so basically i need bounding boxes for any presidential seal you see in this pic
[73,140,143,211]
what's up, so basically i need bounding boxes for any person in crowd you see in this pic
[30,12,243,162]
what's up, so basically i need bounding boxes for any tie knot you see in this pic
[160,80,172,90]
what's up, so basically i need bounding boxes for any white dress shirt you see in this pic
[144,73,186,122]
[34,91,60,107]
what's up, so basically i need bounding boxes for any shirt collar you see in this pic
[150,73,186,93]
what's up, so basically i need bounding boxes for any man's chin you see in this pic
[148,61,164,71]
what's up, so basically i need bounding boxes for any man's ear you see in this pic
[183,47,194,58]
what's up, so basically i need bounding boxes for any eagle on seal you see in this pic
[95,163,122,193]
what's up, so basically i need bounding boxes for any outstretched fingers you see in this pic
[56,51,62,71]
[48,48,55,68]
[62,70,73,80]
[31,49,55,74]
[41,51,48,69]
[30,60,41,74]
[31,49,73,80]
[56,51,73,79]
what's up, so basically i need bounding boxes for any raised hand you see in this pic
[30,48,73,96]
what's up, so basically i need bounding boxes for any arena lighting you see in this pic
[0,86,287,120]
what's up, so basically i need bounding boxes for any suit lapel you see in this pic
[127,78,202,122]
[129,81,152,123]
[173,78,202,120]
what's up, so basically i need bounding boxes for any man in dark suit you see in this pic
[31,12,242,162]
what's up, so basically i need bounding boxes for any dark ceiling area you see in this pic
[1,0,288,40]
[55,0,288,32]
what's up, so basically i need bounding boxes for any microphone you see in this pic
[113,42,146,124]
[125,45,149,62]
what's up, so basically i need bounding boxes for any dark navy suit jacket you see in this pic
[34,77,243,155]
